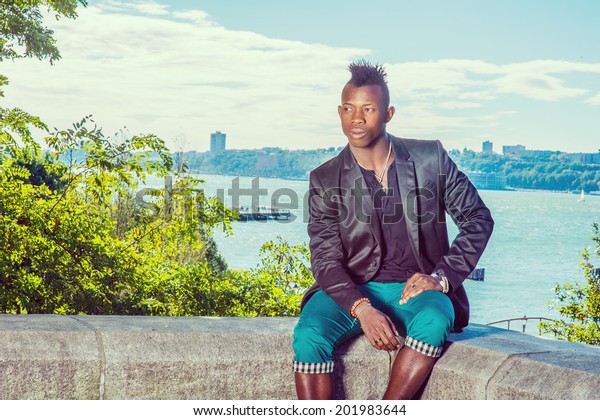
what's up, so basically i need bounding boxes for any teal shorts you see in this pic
[292,281,455,374]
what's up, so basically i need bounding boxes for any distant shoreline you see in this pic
[511,187,599,195]
[188,170,308,183]
[188,171,600,196]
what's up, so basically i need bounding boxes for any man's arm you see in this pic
[400,140,494,304]
[433,140,494,291]
[307,170,364,315]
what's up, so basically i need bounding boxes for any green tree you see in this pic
[234,237,314,316]
[540,224,600,345]
[0,114,238,315]
[135,236,314,317]
[1,0,88,145]
[188,237,313,317]
[0,0,86,64]
[0,0,313,317]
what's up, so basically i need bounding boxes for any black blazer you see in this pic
[302,135,494,331]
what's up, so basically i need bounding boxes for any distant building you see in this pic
[210,131,226,152]
[568,152,600,164]
[466,172,507,190]
[519,149,556,159]
[501,145,557,159]
[502,144,526,155]
[482,141,493,153]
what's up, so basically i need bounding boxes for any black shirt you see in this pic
[359,163,421,283]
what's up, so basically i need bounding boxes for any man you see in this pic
[292,60,494,399]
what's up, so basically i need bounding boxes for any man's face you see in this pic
[338,83,394,149]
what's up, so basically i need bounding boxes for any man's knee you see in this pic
[292,323,337,374]
[293,323,335,363]
[407,292,454,346]
[292,290,356,365]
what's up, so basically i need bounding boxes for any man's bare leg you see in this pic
[382,346,437,400]
[295,372,333,400]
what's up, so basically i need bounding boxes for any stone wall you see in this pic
[0,315,599,399]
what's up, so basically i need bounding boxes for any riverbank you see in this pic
[185,171,599,195]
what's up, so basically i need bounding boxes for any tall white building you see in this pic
[210,131,226,152]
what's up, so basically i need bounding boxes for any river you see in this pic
[152,173,600,328]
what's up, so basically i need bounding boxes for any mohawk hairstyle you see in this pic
[346,59,390,107]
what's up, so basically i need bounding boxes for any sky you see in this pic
[2,0,600,153]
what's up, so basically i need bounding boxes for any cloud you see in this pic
[171,10,216,26]
[385,59,600,143]
[435,101,484,110]
[1,2,600,152]
[492,61,599,101]
[97,0,170,16]
[2,2,368,150]
[388,59,600,103]
[586,91,600,105]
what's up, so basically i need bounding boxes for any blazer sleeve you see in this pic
[432,140,494,291]
[307,170,365,315]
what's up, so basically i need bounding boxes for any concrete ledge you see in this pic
[0,315,599,399]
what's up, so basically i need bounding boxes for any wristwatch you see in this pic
[431,270,449,294]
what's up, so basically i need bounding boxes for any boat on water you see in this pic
[578,189,585,202]
[234,206,292,221]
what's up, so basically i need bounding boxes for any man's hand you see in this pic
[356,304,402,351]
[400,272,443,305]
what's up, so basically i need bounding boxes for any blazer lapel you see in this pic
[392,136,426,272]
[341,146,382,246]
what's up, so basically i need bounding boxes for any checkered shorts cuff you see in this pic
[293,360,334,374]
[404,336,443,358]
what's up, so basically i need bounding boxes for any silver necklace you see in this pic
[358,139,392,183]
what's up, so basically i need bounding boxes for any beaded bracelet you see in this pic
[350,297,371,318]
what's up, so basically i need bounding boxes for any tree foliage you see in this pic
[0,114,315,315]
[0,0,86,64]
[540,224,600,345]
[177,147,343,180]
[176,146,600,193]
[152,237,314,317]
[449,149,600,192]
[0,0,315,317]
[0,112,234,315]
